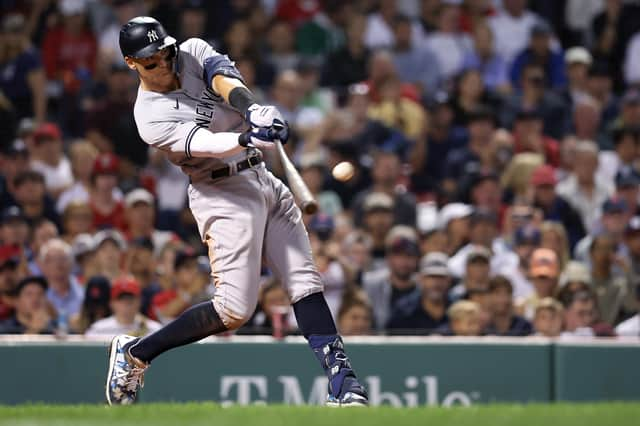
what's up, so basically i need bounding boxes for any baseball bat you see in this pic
[274,140,318,215]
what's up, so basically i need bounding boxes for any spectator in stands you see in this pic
[124,237,161,317]
[27,219,58,276]
[151,250,212,324]
[387,252,451,334]
[614,170,640,220]
[391,14,441,96]
[424,2,473,83]
[322,14,370,87]
[0,139,30,207]
[69,275,111,334]
[444,106,497,190]
[89,153,125,230]
[412,92,461,193]
[452,69,501,128]
[511,110,560,167]
[29,123,73,198]
[516,248,560,320]
[353,151,416,227]
[265,20,299,74]
[572,96,605,148]
[61,202,93,244]
[589,233,629,325]
[448,209,499,278]
[439,300,484,336]
[42,0,96,136]
[0,246,22,321]
[510,21,566,90]
[486,275,532,336]
[70,233,96,283]
[238,279,296,337]
[616,285,640,337]
[462,23,510,93]
[556,141,613,231]
[336,293,374,336]
[598,126,640,185]
[418,227,448,257]
[501,63,568,140]
[0,14,47,123]
[530,165,586,249]
[56,141,104,214]
[574,197,629,264]
[85,63,144,169]
[438,203,473,256]
[39,238,83,318]
[612,90,640,136]
[365,53,419,115]
[364,0,422,50]
[540,221,571,269]
[362,226,420,330]
[625,217,640,286]
[0,276,53,334]
[96,0,139,72]
[488,0,541,68]
[587,63,619,147]
[92,229,126,283]
[559,47,592,109]
[532,297,563,337]
[12,170,59,228]
[337,230,373,286]
[85,276,161,337]
[449,246,491,302]
[123,188,174,252]
[560,288,614,337]
[367,75,427,144]
[358,192,395,268]
[0,206,30,252]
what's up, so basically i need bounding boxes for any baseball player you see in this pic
[105,17,368,407]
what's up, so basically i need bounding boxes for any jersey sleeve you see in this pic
[180,38,245,86]
[137,119,244,159]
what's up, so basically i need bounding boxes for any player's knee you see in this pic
[218,305,255,331]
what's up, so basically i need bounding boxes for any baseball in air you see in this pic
[332,161,355,182]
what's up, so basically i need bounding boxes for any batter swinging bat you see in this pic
[273,137,318,215]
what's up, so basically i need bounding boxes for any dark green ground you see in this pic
[0,403,639,426]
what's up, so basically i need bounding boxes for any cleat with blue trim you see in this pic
[310,336,368,407]
[105,335,149,405]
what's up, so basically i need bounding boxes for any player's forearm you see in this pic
[187,129,245,158]
[211,75,258,115]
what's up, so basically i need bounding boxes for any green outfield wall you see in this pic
[0,337,638,405]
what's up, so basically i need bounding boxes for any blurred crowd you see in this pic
[1,0,640,339]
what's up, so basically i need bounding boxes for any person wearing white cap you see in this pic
[124,188,175,256]
[437,203,473,255]
[560,46,593,107]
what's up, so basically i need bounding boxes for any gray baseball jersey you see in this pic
[132,38,323,329]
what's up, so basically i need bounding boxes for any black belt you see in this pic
[210,154,263,180]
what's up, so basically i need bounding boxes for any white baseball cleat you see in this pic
[105,335,149,405]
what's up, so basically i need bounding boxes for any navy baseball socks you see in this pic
[106,301,226,405]
[293,292,369,407]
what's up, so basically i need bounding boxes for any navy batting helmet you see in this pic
[119,16,177,59]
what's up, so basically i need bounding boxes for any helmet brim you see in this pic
[126,35,177,59]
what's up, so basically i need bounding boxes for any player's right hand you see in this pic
[246,103,285,129]
[238,120,288,149]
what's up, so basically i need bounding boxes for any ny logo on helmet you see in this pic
[147,30,159,42]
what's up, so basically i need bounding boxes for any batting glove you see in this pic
[238,120,289,149]
[246,104,285,129]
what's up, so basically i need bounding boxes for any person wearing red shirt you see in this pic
[512,109,560,167]
[89,153,125,230]
[42,0,96,95]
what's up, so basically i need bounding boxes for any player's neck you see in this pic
[140,74,180,93]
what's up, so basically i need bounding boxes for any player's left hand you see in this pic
[238,119,289,149]
[246,103,285,129]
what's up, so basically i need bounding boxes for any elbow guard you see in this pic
[203,55,245,87]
